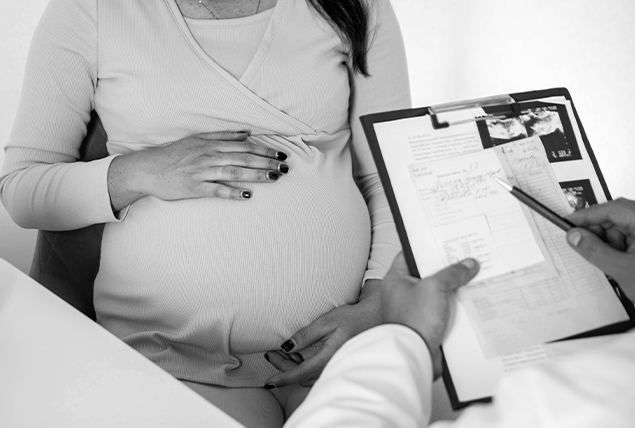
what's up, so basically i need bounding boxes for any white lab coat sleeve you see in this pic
[284,324,433,428]
[432,329,635,428]
[288,324,635,428]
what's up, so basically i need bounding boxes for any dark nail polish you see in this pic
[278,164,289,174]
[280,339,295,352]
[264,383,276,390]
[264,353,271,362]
[276,152,288,161]
[267,171,279,181]
[241,190,252,199]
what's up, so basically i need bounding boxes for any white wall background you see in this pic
[1,0,634,422]
[0,2,42,273]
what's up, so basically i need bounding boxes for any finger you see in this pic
[271,350,303,364]
[606,227,628,251]
[217,140,287,161]
[426,258,480,292]
[567,199,635,231]
[202,152,289,174]
[280,318,333,354]
[566,227,632,278]
[202,166,282,183]
[388,252,411,276]
[264,351,298,372]
[288,352,304,364]
[299,376,319,388]
[196,183,253,200]
[265,349,332,388]
[196,131,250,141]
[588,224,607,240]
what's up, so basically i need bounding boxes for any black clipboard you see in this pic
[360,87,635,410]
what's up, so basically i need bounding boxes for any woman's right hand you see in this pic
[107,131,288,211]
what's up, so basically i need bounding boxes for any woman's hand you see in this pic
[263,280,383,388]
[108,131,289,211]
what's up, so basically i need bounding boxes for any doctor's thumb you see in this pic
[566,227,629,278]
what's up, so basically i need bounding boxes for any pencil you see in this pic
[494,177,575,232]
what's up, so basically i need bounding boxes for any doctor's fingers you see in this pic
[567,198,635,233]
[423,259,480,292]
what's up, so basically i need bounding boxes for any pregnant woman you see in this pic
[0,0,410,426]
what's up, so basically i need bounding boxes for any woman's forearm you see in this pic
[1,155,123,230]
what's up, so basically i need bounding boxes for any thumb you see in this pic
[388,251,412,276]
[427,258,480,292]
[567,227,631,277]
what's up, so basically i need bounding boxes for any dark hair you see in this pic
[306,0,370,77]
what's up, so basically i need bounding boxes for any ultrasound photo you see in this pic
[560,179,598,211]
[481,104,582,163]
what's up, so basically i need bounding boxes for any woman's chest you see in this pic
[95,0,351,146]
[174,0,279,19]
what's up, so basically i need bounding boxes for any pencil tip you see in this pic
[494,176,512,191]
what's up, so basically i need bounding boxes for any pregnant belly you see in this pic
[94,148,371,355]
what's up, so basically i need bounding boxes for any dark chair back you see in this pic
[29,111,108,320]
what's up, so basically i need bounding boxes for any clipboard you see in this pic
[360,87,635,410]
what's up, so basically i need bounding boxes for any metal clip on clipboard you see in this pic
[429,94,521,130]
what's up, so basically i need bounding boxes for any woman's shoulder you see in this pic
[367,0,398,25]
[38,0,98,31]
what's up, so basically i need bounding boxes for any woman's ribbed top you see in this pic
[0,0,411,386]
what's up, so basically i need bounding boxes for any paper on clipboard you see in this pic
[407,147,547,282]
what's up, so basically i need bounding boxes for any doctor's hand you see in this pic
[381,253,480,380]
[566,198,635,301]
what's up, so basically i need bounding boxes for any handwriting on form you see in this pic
[411,162,502,205]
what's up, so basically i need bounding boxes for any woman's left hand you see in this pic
[263,280,382,388]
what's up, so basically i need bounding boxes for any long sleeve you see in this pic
[285,324,433,428]
[0,0,121,231]
[349,0,411,284]
[433,329,635,428]
[287,325,635,428]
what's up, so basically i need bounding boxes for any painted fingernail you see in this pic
[263,353,271,362]
[568,230,582,247]
[235,131,248,135]
[281,339,295,352]
[267,172,279,181]
[278,164,289,174]
[264,383,276,390]
[461,259,477,270]
[276,152,288,161]
[241,190,252,199]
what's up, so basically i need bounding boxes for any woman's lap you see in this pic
[180,380,311,428]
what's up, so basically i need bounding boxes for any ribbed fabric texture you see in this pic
[0,0,411,386]
[184,9,273,80]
